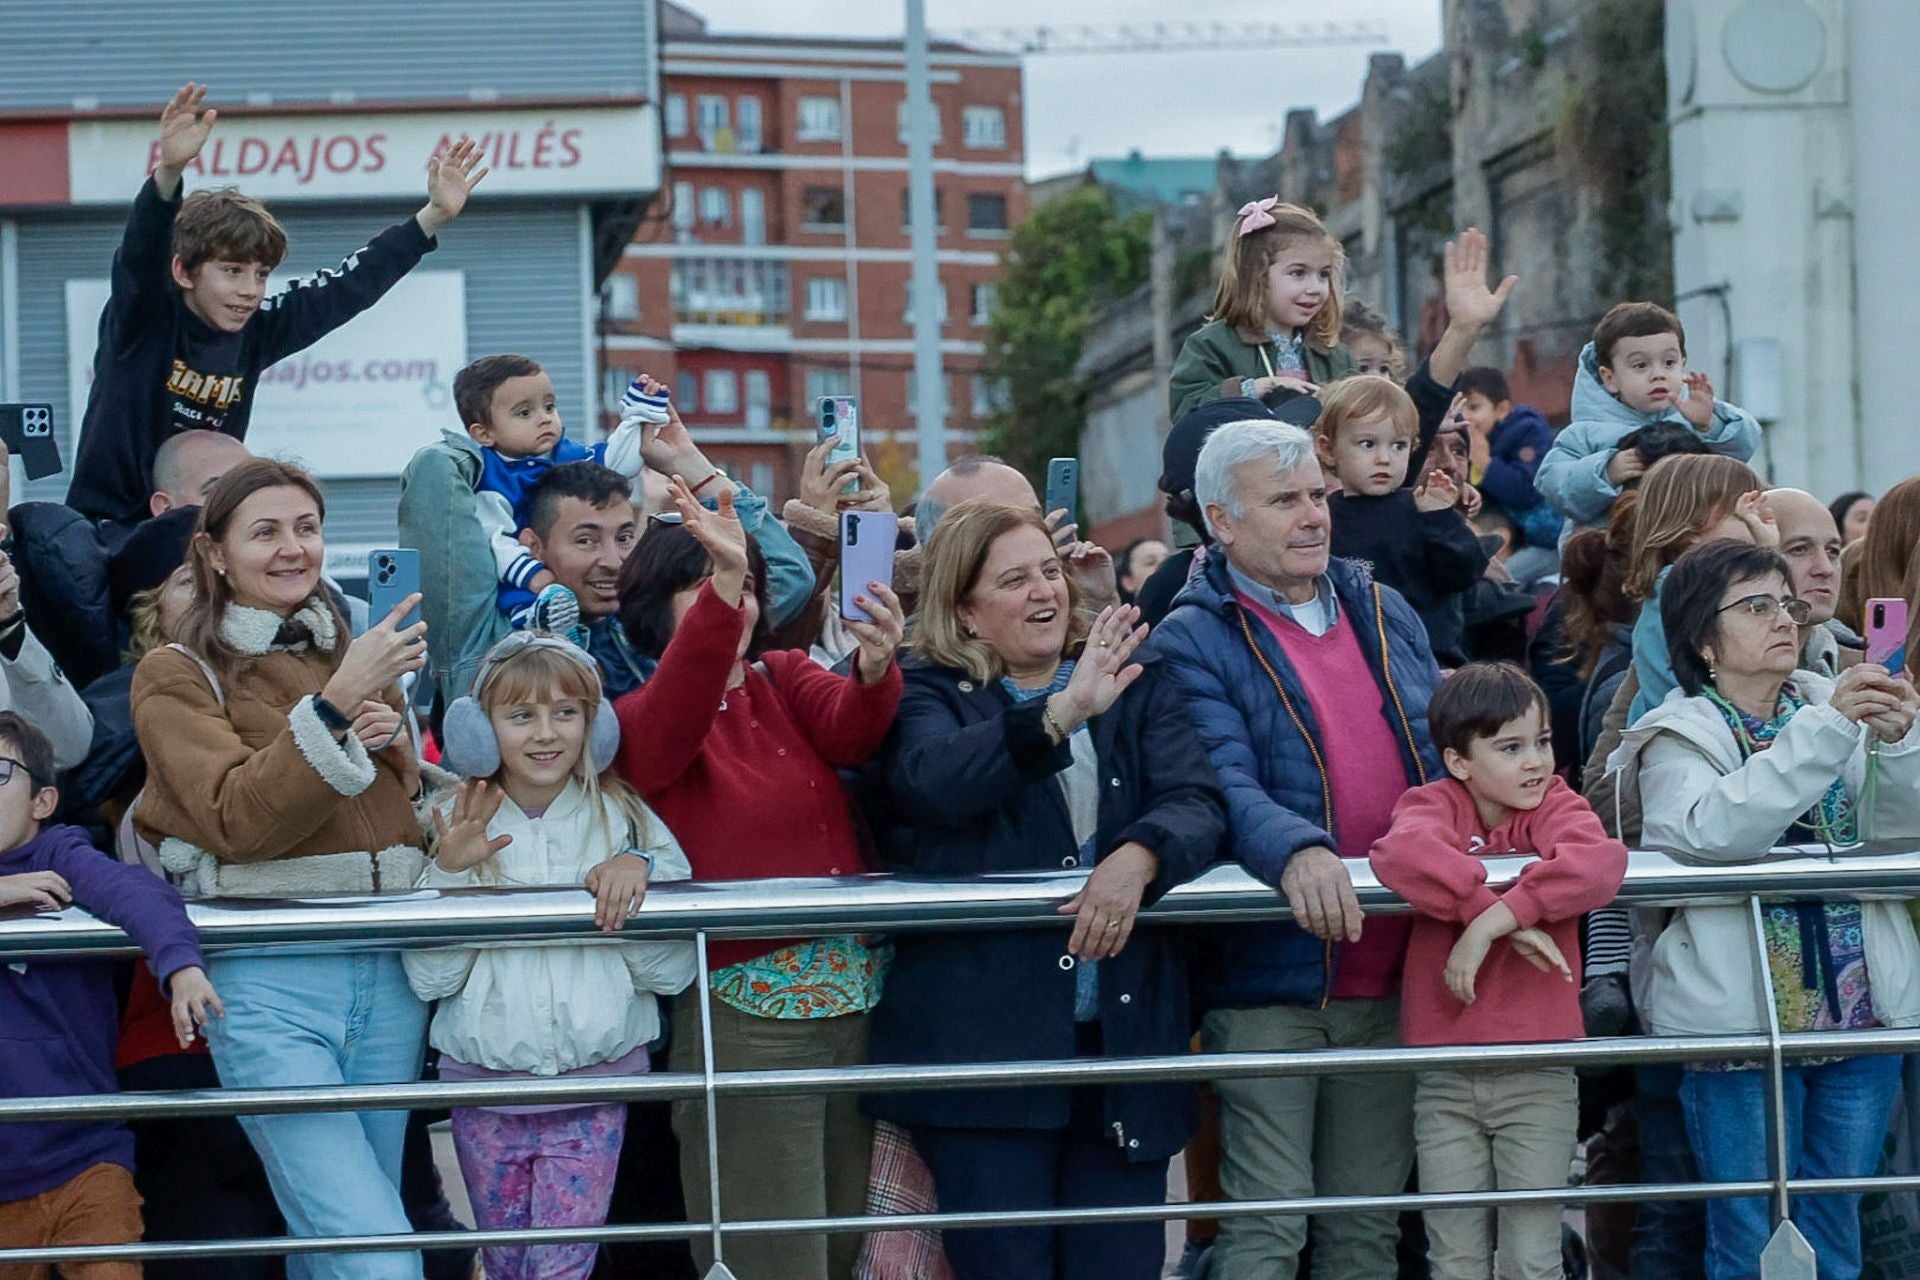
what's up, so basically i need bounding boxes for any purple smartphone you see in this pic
[1865,598,1909,674]
[839,510,896,623]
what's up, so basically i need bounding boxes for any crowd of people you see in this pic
[5,85,1919,1280]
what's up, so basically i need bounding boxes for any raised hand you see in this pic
[844,581,907,685]
[156,84,218,188]
[322,594,427,710]
[1415,467,1458,514]
[1677,371,1716,430]
[1052,604,1148,728]
[1732,491,1780,548]
[418,138,489,236]
[430,780,513,872]
[668,475,750,602]
[798,435,863,515]
[1443,228,1519,334]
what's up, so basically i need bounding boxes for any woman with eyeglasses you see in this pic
[1607,538,1920,1280]
[611,477,906,1280]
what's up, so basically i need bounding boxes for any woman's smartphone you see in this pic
[817,397,860,465]
[1865,597,1909,673]
[839,511,896,623]
[1045,457,1079,523]
[368,549,422,632]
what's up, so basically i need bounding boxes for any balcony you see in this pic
[669,257,790,327]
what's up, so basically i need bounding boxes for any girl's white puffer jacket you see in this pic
[1605,671,1920,1038]
[403,780,697,1075]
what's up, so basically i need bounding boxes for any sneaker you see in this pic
[529,582,587,648]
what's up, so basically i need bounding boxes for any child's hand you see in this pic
[1676,371,1716,430]
[1415,468,1458,513]
[168,966,225,1048]
[584,854,653,932]
[1606,448,1648,488]
[0,870,71,912]
[1445,928,1495,1005]
[1458,481,1484,519]
[1733,490,1781,549]
[431,781,513,872]
[418,139,490,236]
[1250,375,1318,400]
[1468,425,1492,474]
[156,84,218,180]
[1509,928,1573,982]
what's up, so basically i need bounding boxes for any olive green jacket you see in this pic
[1168,320,1357,422]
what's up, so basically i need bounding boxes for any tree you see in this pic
[980,187,1152,483]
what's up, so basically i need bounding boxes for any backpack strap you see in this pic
[164,642,226,712]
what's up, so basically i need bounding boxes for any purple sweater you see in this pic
[0,824,203,1203]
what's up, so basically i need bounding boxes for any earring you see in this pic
[1707,655,1718,683]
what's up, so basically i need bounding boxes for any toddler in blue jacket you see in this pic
[0,713,220,1263]
[1534,302,1759,531]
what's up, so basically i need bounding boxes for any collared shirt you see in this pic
[1227,561,1339,637]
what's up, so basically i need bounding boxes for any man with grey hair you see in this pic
[1150,419,1444,1280]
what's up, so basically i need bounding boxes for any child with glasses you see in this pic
[0,712,223,1273]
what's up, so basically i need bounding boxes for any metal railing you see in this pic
[4,844,1918,1275]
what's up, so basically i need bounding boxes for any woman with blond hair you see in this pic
[868,500,1226,1280]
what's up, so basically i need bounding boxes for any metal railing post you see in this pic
[694,929,733,1278]
[1750,894,1815,1277]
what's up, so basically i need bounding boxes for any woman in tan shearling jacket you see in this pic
[131,458,432,1280]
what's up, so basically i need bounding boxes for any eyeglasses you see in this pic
[0,757,43,789]
[1716,593,1812,625]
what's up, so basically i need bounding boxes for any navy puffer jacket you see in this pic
[1149,552,1442,1010]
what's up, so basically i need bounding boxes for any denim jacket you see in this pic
[398,431,814,702]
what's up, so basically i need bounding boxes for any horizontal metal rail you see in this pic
[7,848,1920,1268]
[5,843,1919,958]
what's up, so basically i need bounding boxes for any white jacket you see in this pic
[1606,671,1920,1037]
[403,779,697,1075]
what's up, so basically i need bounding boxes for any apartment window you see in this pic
[796,96,841,141]
[750,462,776,495]
[906,375,951,417]
[900,186,945,231]
[735,96,763,152]
[739,188,766,245]
[801,186,846,231]
[744,370,772,430]
[601,273,640,321]
[706,370,740,415]
[699,186,731,227]
[665,94,688,138]
[903,281,949,321]
[696,95,729,146]
[805,276,848,322]
[676,371,700,413]
[805,368,853,406]
[896,99,942,143]
[971,374,1010,418]
[969,282,996,325]
[968,193,1010,234]
[602,366,639,413]
[962,106,1007,149]
[671,181,695,233]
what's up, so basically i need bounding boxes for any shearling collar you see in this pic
[220,597,339,656]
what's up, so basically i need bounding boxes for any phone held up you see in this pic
[1045,457,1079,527]
[0,404,65,480]
[368,549,423,633]
[839,510,896,624]
[1865,597,1909,676]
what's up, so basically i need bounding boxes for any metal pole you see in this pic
[903,0,948,488]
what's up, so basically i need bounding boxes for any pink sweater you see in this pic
[1240,592,1412,999]
[1368,777,1628,1046]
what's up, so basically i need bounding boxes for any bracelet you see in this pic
[690,470,725,496]
[1043,697,1070,742]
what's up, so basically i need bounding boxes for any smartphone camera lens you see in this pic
[1876,605,1886,628]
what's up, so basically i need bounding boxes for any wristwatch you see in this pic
[311,695,354,735]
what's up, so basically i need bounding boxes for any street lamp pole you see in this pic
[903,0,947,489]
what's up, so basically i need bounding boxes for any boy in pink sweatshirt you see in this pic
[1369,662,1627,1280]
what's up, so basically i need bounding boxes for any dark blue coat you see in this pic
[865,654,1226,1161]
[1149,553,1442,1010]
[1479,404,1556,513]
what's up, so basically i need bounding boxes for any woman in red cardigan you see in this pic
[613,476,905,1280]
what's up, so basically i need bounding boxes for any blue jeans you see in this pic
[205,951,430,1280]
[1631,1064,1705,1280]
[1680,1054,1902,1280]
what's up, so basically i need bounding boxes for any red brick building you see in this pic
[598,3,1027,499]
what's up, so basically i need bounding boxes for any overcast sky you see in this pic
[681,0,1443,177]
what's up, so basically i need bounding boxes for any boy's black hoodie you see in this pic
[1328,489,1489,664]
[68,176,436,523]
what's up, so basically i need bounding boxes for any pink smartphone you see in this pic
[839,510,896,623]
[1865,597,1909,673]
